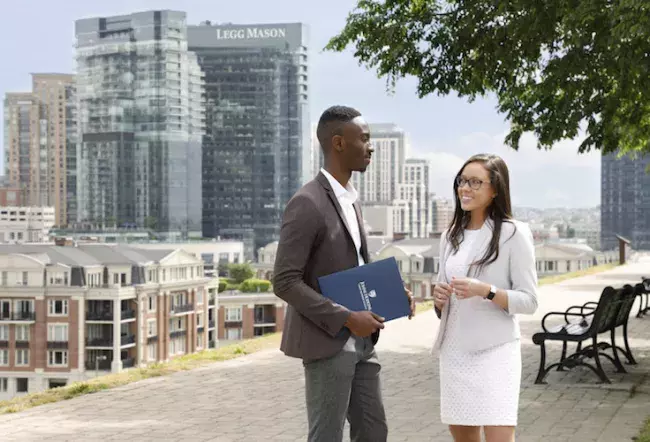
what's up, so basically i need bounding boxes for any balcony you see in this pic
[197,326,204,333]
[120,335,136,346]
[15,340,30,349]
[208,297,216,306]
[47,341,68,350]
[122,358,135,369]
[85,359,111,371]
[86,311,113,321]
[120,309,135,320]
[170,330,187,339]
[170,304,193,315]
[254,317,276,326]
[0,340,7,348]
[86,337,112,347]
[208,320,215,329]
[0,312,35,322]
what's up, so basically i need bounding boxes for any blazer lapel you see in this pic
[317,172,357,250]
[353,202,370,263]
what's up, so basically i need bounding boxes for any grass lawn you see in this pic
[538,263,617,286]
[637,418,650,442]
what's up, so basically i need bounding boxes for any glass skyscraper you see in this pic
[75,10,204,236]
[188,22,309,259]
[601,153,650,250]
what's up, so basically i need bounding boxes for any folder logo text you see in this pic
[357,281,374,310]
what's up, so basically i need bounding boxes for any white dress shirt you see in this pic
[320,168,365,266]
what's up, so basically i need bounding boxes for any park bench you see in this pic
[637,276,650,318]
[532,284,639,384]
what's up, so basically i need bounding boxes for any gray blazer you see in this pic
[432,218,538,353]
[273,172,376,361]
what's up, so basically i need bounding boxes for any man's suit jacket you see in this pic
[432,218,538,353]
[273,172,377,361]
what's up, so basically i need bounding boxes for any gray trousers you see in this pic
[303,335,388,442]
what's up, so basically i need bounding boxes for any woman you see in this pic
[432,153,538,442]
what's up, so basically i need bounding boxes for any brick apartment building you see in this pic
[217,292,285,342]
[0,243,218,400]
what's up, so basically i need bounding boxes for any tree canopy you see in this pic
[326,0,650,156]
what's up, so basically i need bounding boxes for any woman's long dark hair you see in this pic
[446,153,515,275]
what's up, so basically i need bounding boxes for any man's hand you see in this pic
[345,311,385,337]
[405,287,416,319]
[433,282,452,311]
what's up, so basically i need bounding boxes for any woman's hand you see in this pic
[433,282,453,310]
[450,277,490,300]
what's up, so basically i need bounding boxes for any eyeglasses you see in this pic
[455,176,490,190]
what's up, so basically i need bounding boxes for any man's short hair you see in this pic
[316,105,361,153]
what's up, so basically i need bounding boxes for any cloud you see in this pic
[409,131,601,209]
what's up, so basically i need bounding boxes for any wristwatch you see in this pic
[486,285,497,300]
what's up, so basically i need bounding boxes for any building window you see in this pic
[147,320,157,337]
[225,307,242,322]
[226,328,242,340]
[48,299,69,316]
[48,351,68,367]
[197,332,204,349]
[22,272,28,286]
[16,349,29,366]
[197,291,204,305]
[0,325,8,341]
[147,343,156,361]
[0,377,7,393]
[114,274,119,285]
[0,350,8,366]
[148,296,156,312]
[16,325,29,342]
[197,314,204,328]
[16,378,28,393]
[1,271,6,286]
[48,324,68,342]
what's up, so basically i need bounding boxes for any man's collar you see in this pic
[320,168,358,201]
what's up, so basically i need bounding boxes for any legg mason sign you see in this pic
[216,28,287,40]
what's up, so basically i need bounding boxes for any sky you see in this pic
[0,0,601,208]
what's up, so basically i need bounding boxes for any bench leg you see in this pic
[622,321,637,365]
[592,337,611,384]
[556,341,568,372]
[609,328,626,373]
[535,341,549,384]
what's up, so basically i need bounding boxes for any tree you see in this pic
[228,263,254,284]
[326,0,650,157]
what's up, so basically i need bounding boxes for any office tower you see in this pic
[3,74,75,226]
[351,123,407,204]
[75,10,204,236]
[188,22,309,258]
[601,153,650,250]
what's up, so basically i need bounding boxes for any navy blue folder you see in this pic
[317,257,410,322]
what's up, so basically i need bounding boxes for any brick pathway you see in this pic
[0,256,648,441]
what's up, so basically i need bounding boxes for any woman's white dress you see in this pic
[439,228,521,426]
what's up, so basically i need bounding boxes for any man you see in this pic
[273,105,415,442]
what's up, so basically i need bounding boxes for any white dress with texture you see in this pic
[439,229,521,426]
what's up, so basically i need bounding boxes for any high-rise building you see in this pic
[394,159,432,238]
[352,123,407,203]
[3,74,75,227]
[75,11,204,237]
[188,22,309,259]
[601,153,650,250]
[432,196,455,234]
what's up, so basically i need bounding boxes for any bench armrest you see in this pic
[541,311,590,333]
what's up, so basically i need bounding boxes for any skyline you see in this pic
[0,0,608,209]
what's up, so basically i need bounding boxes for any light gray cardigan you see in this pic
[432,218,538,353]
